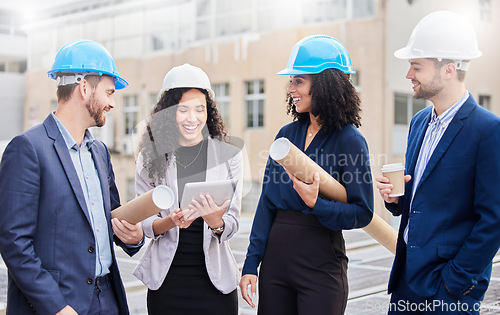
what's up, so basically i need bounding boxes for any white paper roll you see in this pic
[270,137,397,254]
[111,185,174,224]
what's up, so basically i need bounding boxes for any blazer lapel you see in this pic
[414,97,475,190]
[402,109,431,213]
[44,116,91,224]
[90,144,111,220]
[407,109,432,178]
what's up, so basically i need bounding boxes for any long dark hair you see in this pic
[286,68,361,133]
[137,87,226,185]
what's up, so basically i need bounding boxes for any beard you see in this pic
[414,72,444,100]
[86,94,106,127]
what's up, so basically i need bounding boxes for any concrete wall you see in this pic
[0,72,24,141]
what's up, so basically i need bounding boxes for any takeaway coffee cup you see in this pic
[381,163,405,197]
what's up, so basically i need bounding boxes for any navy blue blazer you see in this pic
[0,115,137,314]
[386,94,500,301]
[242,118,374,276]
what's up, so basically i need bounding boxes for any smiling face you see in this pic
[406,58,445,101]
[85,75,115,127]
[176,89,208,146]
[287,74,313,113]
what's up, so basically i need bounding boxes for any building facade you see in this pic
[20,0,499,221]
[0,7,26,157]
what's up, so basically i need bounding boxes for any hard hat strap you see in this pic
[56,71,99,86]
[454,60,469,71]
[436,58,470,71]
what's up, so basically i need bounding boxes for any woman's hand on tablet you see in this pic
[190,194,230,230]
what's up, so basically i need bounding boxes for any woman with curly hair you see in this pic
[240,35,374,315]
[132,64,243,315]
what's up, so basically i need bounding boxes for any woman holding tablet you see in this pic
[133,64,243,315]
[239,35,374,314]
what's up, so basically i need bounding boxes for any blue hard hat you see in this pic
[277,35,355,75]
[47,40,128,89]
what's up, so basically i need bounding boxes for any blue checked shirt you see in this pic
[404,91,469,243]
[52,113,112,276]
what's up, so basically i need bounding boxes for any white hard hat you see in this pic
[158,63,215,100]
[394,11,482,68]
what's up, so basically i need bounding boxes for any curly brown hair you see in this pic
[286,68,361,133]
[137,87,227,185]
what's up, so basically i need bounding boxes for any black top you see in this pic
[172,139,208,266]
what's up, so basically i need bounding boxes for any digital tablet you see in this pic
[180,179,237,210]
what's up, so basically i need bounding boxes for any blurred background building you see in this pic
[2,0,498,225]
[0,6,26,157]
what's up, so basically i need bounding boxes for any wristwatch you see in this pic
[210,221,225,234]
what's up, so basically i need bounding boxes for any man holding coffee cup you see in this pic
[376,11,500,314]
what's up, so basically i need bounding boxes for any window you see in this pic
[303,0,347,23]
[394,93,426,125]
[150,93,158,111]
[193,0,374,42]
[478,94,491,110]
[352,0,375,18]
[245,80,265,128]
[214,83,231,128]
[393,93,426,154]
[123,95,139,135]
[301,0,375,24]
[350,71,360,92]
[479,0,491,22]
[215,0,253,36]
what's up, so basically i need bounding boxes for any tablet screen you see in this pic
[180,179,237,210]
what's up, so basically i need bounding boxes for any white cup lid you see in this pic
[381,163,405,172]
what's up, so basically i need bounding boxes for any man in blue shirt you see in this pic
[0,40,143,315]
[376,11,500,314]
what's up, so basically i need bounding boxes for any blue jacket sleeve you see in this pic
[241,156,277,276]
[0,135,68,315]
[303,131,374,230]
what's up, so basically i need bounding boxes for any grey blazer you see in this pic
[133,138,243,293]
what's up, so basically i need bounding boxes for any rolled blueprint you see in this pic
[111,185,174,224]
[270,137,347,202]
[269,137,397,254]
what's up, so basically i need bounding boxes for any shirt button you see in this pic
[86,176,89,179]
[88,246,95,253]
[91,201,95,205]
[87,278,93,285]
[96,227,100,232]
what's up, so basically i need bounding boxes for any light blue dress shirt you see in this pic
[404,91,470,243]
[52,113,112,276]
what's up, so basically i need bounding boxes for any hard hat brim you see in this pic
[276,68,319,75]
[114,76,129,90]
[276,68,355,75]
[394,46,483,60]
[394,46,416,60]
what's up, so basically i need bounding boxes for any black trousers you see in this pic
[147,264,238,315]
[258,209,348,315]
